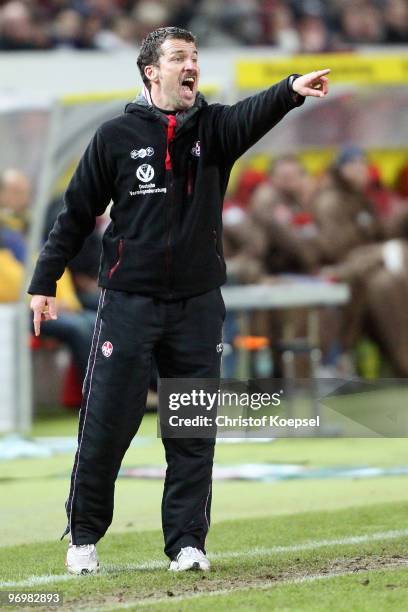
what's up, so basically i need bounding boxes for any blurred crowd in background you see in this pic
[1,149,408,391]
[0,168,103,399]
[0,0,407,52]
[222,150,408,379]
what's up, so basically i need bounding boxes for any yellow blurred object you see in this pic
[0,249,24,302]
[236,54,408,89]
[0,248,82,310]
[56,270,82,312]
[0,210,30,235]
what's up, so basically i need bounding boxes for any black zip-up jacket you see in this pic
[28,77,304,299]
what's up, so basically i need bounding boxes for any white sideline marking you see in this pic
[1,528,408,589]
[85,563,408,611]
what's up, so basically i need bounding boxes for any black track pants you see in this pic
[64,287,225,559]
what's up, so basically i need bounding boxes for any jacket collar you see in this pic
[125,86,207,133]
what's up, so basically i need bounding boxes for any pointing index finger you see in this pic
[314,68,331,77]
[33,310,41,336]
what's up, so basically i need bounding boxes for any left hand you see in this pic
[292,69,330,98]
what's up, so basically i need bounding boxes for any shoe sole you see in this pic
[65,560,100,575]
[169,561,210,572]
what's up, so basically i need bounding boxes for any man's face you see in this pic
[146,38,200,111]
[271,160,305,198]
[0,171,31,214]
[340,157,370,191]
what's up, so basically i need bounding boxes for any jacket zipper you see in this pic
[166,171,175,294]
[165,115,177,171]
[108,238,124,279]
[165,116,177,294]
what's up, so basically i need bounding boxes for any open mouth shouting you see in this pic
[180,74,197,99]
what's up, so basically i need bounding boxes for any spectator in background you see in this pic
[331,145,401,221]
[339,1,384,45]
[0,168,31,234]
[384,0,408,43]
[167,0,199,30]
[0,1,37,50]
[85,0,135,49]
[219,0,264,46]
[0,211,26,264]
[51,9,90,49]
[0,0,52,50]
[0,168,96,386]
[225,187,319,280]
[313,148,408,376]
[313,148,382,265]
[224,167,268,213]
[265,154,315,213]
[224,150,408,378]
[132,1,171,43]
[0,224,24,302]
[223,156,320,280]
[92,15,136,50]
[223,159,322,375]
[1,0,407,50]
[261,1,299,51]
[221,165,269,377]
[297,14,332,53]
[81,15,105,49]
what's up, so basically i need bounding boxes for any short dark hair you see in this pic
[137,27,196,89]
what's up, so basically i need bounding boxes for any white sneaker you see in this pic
[169,547,210,572]
[66,543,99,575]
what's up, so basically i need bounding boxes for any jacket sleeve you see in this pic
[207,76,304,164]
[28,129,114,296]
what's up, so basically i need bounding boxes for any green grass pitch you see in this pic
[1,404,408,610]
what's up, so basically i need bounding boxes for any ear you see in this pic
[144,65,159,84]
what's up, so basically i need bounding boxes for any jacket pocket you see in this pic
[213,229,223,267]
[108,238,124,279]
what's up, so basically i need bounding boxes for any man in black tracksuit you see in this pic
[28,27,329,573]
